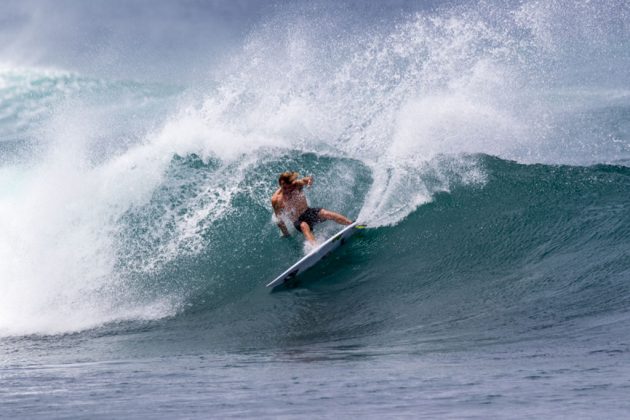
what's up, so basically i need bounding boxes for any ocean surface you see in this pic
[1,0,629,418]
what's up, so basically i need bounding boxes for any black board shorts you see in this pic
[294,207,324,232]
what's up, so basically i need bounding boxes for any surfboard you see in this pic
[266,221,366,288]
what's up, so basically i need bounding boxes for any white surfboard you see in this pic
[266,221,367,288]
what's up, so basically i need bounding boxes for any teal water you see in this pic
[2,153,629,418]
[1,1,629,417]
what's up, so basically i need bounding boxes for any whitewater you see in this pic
[1,0,629,418]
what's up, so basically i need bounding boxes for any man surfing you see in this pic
[271,171,352,245]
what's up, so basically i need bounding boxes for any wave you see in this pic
[0,0,628,338]
[164,156,630,350]
[87,155,630,352]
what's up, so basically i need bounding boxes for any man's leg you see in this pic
[300,222,317,244]
[318,209,352,225]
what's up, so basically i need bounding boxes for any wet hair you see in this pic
[278,171,299,186]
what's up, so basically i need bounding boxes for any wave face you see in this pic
[0,0,628,342]
[106,155,630,353]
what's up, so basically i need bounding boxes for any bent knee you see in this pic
[318,209,332,219]
[300,221,311,232]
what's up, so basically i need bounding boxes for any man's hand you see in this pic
[303,176,313,186]
[277,221,290,237]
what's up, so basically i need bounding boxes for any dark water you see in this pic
[1,0,629,418]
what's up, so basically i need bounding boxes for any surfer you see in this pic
[271,171,352,244]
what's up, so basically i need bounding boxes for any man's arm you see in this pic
[271,196,290,237]
[294,176,313,189]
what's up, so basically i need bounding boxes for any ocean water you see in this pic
[1,0,629,418]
